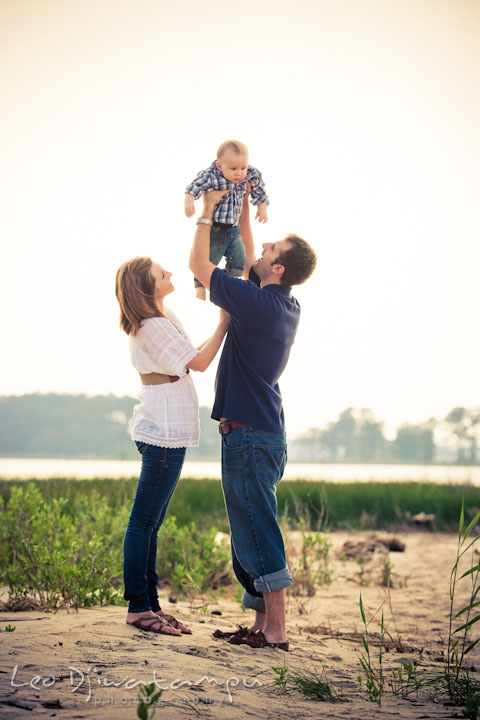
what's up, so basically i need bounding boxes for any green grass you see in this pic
[1,477,478,531]
[0,483,231,610]
[273,659,346,702]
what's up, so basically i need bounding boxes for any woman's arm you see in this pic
[187,310,230,372]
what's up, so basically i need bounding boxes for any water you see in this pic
[0,458,479,484]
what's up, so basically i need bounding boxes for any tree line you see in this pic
[0,394,478,464]
[290,406,480,464]
[0,394,221,461]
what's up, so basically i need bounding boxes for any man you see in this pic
[189,189,317,651]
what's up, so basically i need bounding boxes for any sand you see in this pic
[1,531,477,719]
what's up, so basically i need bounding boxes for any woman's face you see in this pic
[151,262,174,302]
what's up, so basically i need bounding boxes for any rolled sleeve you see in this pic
[247,166,269,206]
[185,169,214,198]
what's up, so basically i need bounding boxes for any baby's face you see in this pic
[216,150,248,184]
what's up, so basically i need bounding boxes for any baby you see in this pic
[185,140,269,299]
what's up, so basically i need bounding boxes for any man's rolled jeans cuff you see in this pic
[242,590,266,614]
[254,567,293,594]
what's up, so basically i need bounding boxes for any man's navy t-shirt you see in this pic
[209,267,300,433]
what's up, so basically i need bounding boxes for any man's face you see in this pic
[254,239,292,280]
[216,150,249,183]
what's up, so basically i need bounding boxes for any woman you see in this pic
[115,256,229,635]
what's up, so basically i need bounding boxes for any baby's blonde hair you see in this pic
[216,139,249,159]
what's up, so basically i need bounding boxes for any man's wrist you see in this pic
[201,205,215,219]
[196,217,213,226]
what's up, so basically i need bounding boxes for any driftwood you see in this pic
[340,535,406,560]
[410,511,436,529]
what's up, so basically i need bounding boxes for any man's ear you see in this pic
[271,263,285,279]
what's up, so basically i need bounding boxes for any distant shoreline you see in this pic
[0,455,478,467]
[1,458,480,486]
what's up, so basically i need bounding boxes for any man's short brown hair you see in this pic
[216,139,249,159]
[274,235,317,287]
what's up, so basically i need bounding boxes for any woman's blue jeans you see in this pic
[123,443,186,613]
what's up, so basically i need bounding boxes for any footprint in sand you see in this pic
[169,646,210,657]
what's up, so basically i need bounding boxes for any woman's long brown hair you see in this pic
[115,257,163,336]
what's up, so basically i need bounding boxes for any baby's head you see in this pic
[216,140,249,184]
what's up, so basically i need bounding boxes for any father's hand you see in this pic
[202,189,230,216]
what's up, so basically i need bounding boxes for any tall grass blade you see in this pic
[461,512,480,546]
[450,638,459,653]
[459,498,465,537]
[453,614,480,635]
[458,534,480,558]
[459,564,480,581]
[360,594,366,624]
[464,639,480,656]
[454,600,480,620]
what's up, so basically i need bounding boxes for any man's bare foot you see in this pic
[196,286,206,301]
[249,609,266,634]
[126,610,181,636]
[248,620,266,633]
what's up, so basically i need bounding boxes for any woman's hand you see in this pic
[188,309,230,372]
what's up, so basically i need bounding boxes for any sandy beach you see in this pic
[1,531,477,719]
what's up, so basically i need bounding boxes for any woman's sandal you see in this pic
[130,616,181,635]
[155,609,192,634]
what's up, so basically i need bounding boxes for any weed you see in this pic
[5,624,16,632]
[430,498,480,716]
[379,585,407,652]
[272,658,345,702]
[389,661,422,697]
[137,682,163,719]
[378,556,394,588]
[162,519,231,609]
[0,484,123,609]
[357,594,385,704]
[355,557,368,586]
[272,665,288,695]
[287,518,333,598]
[0,484,232,610]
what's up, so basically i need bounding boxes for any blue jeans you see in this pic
[194,225,245,288]
[221,427,292,613]
[123,443,186,612]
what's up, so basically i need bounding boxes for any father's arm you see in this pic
[188,190,229,290]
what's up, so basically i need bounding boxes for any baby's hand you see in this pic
[255,202,268,224]
[184,193,195,218]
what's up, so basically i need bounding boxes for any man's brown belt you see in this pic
[139,372,180,385]
[219,419,249,435]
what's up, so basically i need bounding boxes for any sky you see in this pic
[1,0,479,438]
